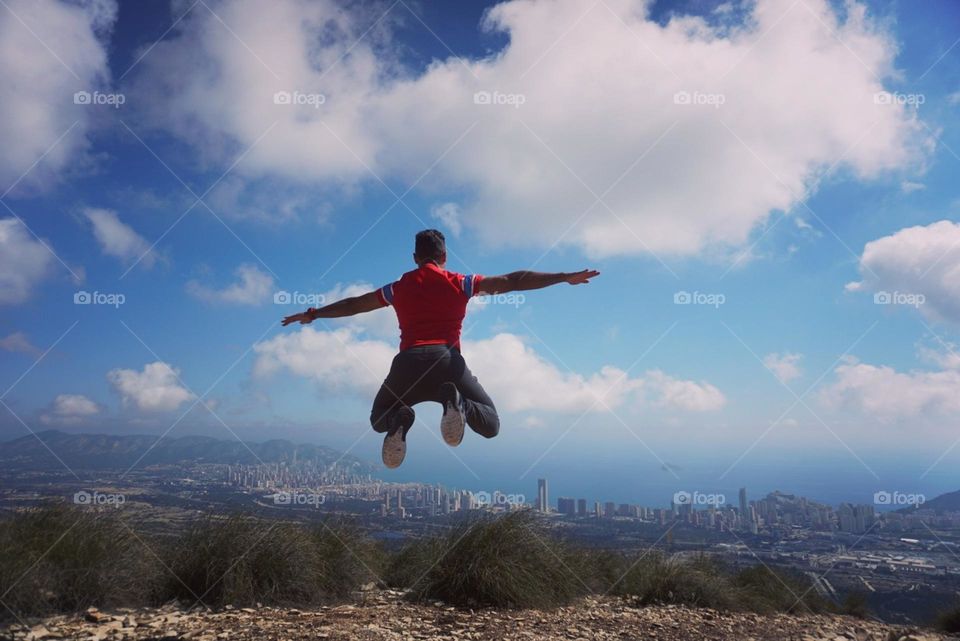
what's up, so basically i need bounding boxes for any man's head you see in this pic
[414,229,446,267]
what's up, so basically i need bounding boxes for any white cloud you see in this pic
[430,202,462,238]
[131,0,928,259]
[187,263,274,305]
[252,327,395,394]
[83,208,157,268]
[107,361,195,412]
[763,352,803,383]
[820,358,960,420]
[900,180,925,193]
[0,0,117,192]
[0,331,39,355]
[253,328,725,414]
[318,282,398,340]
[846,220,960,324]
[0,218,54,304]
[917,342,960,370]
[40,393,101,424]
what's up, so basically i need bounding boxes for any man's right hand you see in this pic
[281,310,314,326]
[565,269,600,285]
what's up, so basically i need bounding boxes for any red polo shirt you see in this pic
[376,263,483,351]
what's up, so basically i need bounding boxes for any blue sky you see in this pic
[1,0,960,508]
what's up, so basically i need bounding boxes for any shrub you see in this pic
[609,552,739,610]
[159,514,377,608]
[733,565,833,614]
[838,591,870,619]
[394,510,586,608]
[937,602,960,633]
[0,505,155,619]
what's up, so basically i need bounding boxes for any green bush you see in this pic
[393,510,586,608]
[937,602,960,633]
[0,505,155,619]
[838,591,870,619]
[608,552,740,610]
[733,565,832,614]
[159,514,378,608]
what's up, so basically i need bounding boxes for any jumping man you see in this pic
[281,229,600,468]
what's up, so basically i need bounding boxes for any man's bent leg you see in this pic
[370,353,420,434]
[449,351,500,438]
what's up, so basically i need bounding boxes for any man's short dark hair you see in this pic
[415,229,446,263]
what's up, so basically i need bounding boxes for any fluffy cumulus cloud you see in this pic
[820,357,960,421]
[107,361,195,412]
[130,0,927,257]
[252,328,725,414]
[187,263,274,305]
[40,393,100,424]
[0,0,117,192]
[252,327,396,395]
[763,352,803,383]
[0,218,55,304]
[83,208,157,267]
[317,282,399,340]
[846,221,960,324]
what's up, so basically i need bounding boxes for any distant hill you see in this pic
[0,430,378,475]
[898,488,960,514]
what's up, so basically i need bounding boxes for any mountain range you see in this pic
[0,430,379,475]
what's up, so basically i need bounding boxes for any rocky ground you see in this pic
[1,589,954,641]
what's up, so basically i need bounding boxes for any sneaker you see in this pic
[439,382,465,447]
[382,406,414,469]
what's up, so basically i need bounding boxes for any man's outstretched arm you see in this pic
[476,269,600,295]
[281,291,384,326]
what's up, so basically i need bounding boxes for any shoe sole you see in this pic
[382,429,406,469]
[440,387,465,447]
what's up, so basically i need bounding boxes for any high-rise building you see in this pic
[577,498,587,516]
[537,478,549,513]
[739,487,749,531]
[558,497,576,516]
